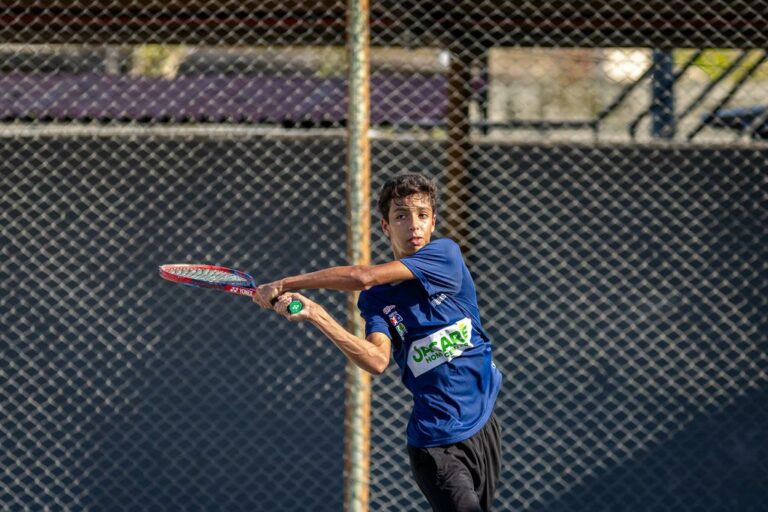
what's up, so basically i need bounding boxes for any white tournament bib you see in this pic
[407,318,473,378]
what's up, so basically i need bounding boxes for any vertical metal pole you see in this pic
[445,39,473,255]
[479,49,490,136]
[651,49,676,139]
[345,1,371,511]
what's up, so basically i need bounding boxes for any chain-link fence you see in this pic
[2,1,767,511]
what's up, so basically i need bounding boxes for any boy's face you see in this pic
[381,193,436,259]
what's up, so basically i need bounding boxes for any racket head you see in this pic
[159,263,304,313]
[159,264,256,294]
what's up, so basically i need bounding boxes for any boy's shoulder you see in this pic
[428,237,458,249]
[407,237,461,256]
[404,238,464,266]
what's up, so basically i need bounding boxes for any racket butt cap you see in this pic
[288,300,303,314]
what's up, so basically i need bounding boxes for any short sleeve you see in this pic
[357,291,392,339]
[400,238,463,296]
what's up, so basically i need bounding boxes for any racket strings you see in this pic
[170,267,251,286]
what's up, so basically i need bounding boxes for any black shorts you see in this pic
[407,413,502,512]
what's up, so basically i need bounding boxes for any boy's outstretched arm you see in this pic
[252,261,413,309]
[271,293,391,375]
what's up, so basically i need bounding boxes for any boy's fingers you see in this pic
[269,293,308,321]
[253,285,277,309]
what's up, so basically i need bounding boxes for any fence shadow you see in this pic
[532,384,768,512]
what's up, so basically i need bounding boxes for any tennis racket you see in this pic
[159,264,303,314]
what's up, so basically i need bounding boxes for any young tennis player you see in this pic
[253,173,502,511]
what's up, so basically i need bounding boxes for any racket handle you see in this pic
[270,297,304,314]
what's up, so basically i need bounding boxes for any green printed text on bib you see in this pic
[407,318,473,378]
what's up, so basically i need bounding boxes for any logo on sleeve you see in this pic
[383,305,408,339]
[407,318,473,378]
[429,293,448,307]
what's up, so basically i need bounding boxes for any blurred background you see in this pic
[2,1,766,511]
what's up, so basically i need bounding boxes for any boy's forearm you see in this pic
[276,261,413,294]
[309,305,388,375]
[279,266,367,293]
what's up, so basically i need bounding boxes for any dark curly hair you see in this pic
[377,174,437,220]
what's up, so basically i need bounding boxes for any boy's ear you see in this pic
[381,217,390,238]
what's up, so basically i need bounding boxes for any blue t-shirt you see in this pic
[357,238,502,447]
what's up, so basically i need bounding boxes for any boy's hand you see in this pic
[253,281,282,309]
[273,293,316,322]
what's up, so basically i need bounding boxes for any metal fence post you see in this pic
[345,1,371,511]
[651,49,676,139]
[445,38,474,255]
